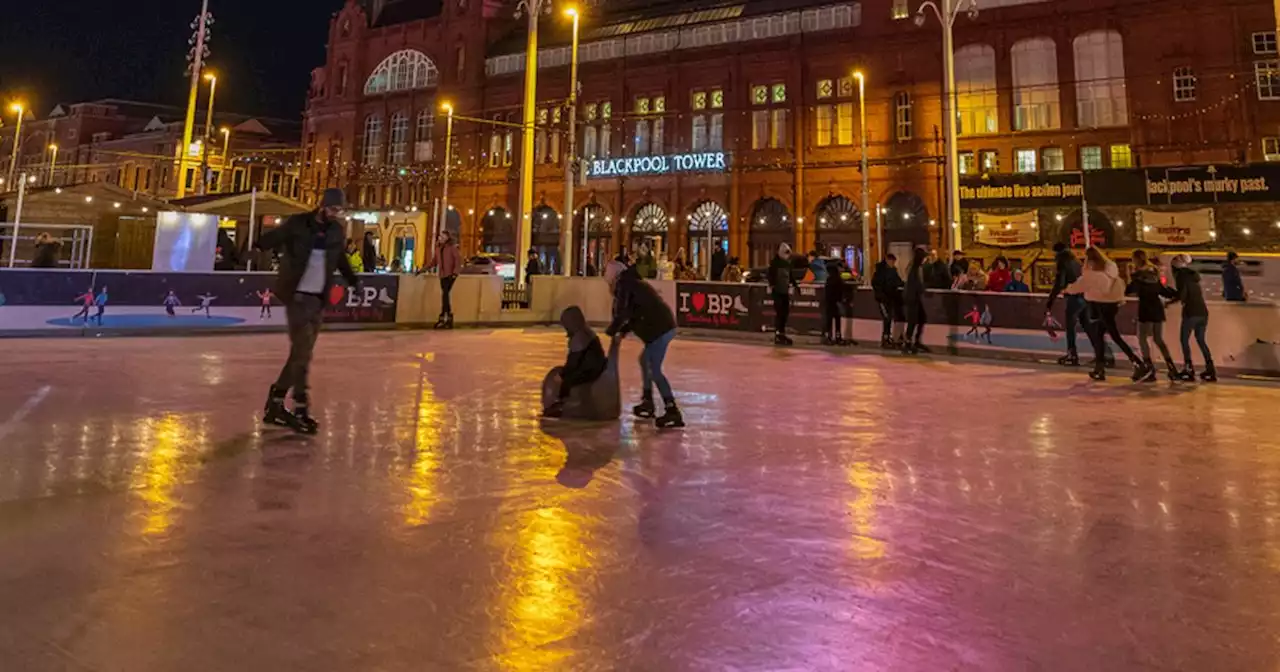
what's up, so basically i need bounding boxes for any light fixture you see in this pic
[468,209,475,215]
[1055,214,1064,222]
[487,209,494,216]
[113,202,121,208]
[1004,223,1011,230]
[85,196,93,203]
[902,213,910,221]
[977,224,986,231]
[839,214,848,222]
[1142,225,1151,233]
[1209,230,1218,239]
[390,209,397,215]
[929,219,937,226]
[27,175,37,184]
[1243,227,1252,236]
[142,207,149,213]
[54,187,62,194]
[820,217,828,224]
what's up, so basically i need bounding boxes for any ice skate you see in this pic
[655,402,685,429]
[880,337,896,350]
[1177,366,1196,382]
[632,398,656,419]
[1165,362,1180,382]
[773,332,793,346]
[1200,366,1218,383]
[1138,360,1158,383]
[262,398,297,428]
[444,313,455,329]
[1088,367,1107,382]
[433,314,448,329]
[1058,352,1080,367]
[293,408,320,435]
[1131,361,1151,382]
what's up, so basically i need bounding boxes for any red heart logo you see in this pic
[691,293,706,312]
[329,285,346,306]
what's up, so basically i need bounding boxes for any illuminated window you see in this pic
[959,151,976,175]
[1015,148,1037,173]
[388,111,409,165]
[1110,144,1134,168]
[1042,147,1065,171]
[1080,145,1103,170]
[1073,31,1129,127]
[1173,66,1197,102]
[894,91,913,142]
[364,50,440,95]
[362,114,383,166]
[1011,37,1061,131]
[956,44,999,134]
[752,82,788,149]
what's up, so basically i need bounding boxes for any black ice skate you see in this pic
[632,398,656,419]
[1058,351,1080,367]
[1200,366,1218,383]
[292,407,320,435]
[434,314,448,329]
[773,332,793,346]
[1131,361,1151,382]
[1177,366,1197,382]
[263,398,297,428]
[655,402,685,429]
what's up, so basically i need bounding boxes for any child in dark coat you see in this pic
[543,306,610,418]
[822,260,852,346]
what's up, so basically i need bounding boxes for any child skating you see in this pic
[257,289,275,319]
[163,290,181,317]
[192,293,217,318]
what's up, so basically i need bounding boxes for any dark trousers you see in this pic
[772,292,790,334]
[1088,302,1138,366]
[1179,316,1213,369]
[1064,295,1101,355]
[905,299,926,344]
[822,302,841,338]
[440,275,457,315]
[274,293,325,405]
[877,300,902,340]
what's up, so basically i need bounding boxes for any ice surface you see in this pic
[0,330,1279,670]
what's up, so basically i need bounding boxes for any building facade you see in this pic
[0,99,304,202]
[300,0,1280,275]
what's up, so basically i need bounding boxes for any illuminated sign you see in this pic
[585,152,729,179]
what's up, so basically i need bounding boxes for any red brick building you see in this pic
[300,0,1280,275]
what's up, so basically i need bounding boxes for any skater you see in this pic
[872,254,904,348]
[1127,250,1178,382]
[901,247,929,354]
[72,288,94,323]
[91,286,108,325]
[1046,242,1101,367]
[768,243,800,346]
[1170,254,1217,382]
[964,304,982,340]
[192,293,217,318]
[255,187,361,434]
[257,288,274,318]
[431,230,461,329]
[163,290,181,317]
[821,258,848,346]
[1222,251,1246,302]
[1064,247,1146,382]
[362,231,379,273]
[542,306,612,419]
[604,259,684,428]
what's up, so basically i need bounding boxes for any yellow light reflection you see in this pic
[131,414,194,536]
[847,460,886,560]
[404,375,443,526]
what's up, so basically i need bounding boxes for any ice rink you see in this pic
[1,329,1279,670]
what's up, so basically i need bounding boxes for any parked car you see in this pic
[460,253,517,281]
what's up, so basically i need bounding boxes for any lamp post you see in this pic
[914,0,978,253]
[437,101,455,249]
[47,143,58,186]
[198,71,218,195]
[6,102,25,188]
[219,127,231,191]
[562,5,581,276]
[515,0,553,287]
[853,71,871,271]
[177,0,212,198]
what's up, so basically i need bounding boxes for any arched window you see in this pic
[1073,31,1128,127]
[415,111,434,162]
[364,50,440,95]
[955,44,998,135]
[362,114,383,166]
[388,111,409,165]
[1012,37,1061,131]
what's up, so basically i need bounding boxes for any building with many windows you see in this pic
[301,0,1280,276]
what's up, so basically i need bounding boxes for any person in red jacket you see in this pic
[431,230,461,329]
[986,256,1012,293]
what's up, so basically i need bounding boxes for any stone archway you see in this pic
[814,194,864,275]
[573,202,614,275]
[747,197,793,268]
[629,202,670,256]
[687,200,729,278]
[531,204,562,274]
[481,206,515,255]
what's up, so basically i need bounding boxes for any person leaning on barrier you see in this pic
[30,233,61,268]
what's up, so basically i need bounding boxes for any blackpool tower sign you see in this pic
[584,151,729,180]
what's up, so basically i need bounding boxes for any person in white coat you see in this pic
[1063,247,1146,382]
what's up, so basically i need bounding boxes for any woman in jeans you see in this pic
[431,230,461,329]
[1170,254,1217,382]
[1064,247,1146,382]
[1126,250,1179,382]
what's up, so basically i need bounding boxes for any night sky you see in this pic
[0,0,343,120]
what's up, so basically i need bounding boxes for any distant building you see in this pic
[0,99,304,201]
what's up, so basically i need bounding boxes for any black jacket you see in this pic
[1126,266,1175,323]
[768,256,797,294]
[560,338,607,398]
[927,259,951,290]
[606,266,677,343]
[362,238,378,272]
[871,260,904,304]
[710,249,728,284]
[1046,249,1083,309]
[256,211,359,303]
[903,262,928,305]
[823,262,848,306]
[1222,262,1246,301]
[30,242,61,268]
[1171,267,1210,319]
[949,258,970,281]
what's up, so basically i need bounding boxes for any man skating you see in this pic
[604,260,683,428]
[255,188,360,434]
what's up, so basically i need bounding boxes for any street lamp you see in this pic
[47,143,57,186]
[6,102,25,188]
[198,71,218,195]
[437,101,455,249]
[563,5,581,276]
[853,71,871,269]
[177,0,212,199]
[514,0,554,287]
[915,0,979,252]
[218,127,231,191]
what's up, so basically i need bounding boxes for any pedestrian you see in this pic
[1169,254,1217,382]
[872,254,904,348]
[30,233,61,268]
[1005,269,1031,293]
[986,256,1012,293]
[525,248,543,281]
[431,230,461,329]
[345,238,364,274]
[721,256,744,283]
[901,247,930,354]
[362,231,378,273]
[604,259,684,428]
[926,250,951,290]
[1126,250,1178,382]
[1222,251,1246,301]
[769,243,800,346]
[163,290,181,317]
[711,247,728,284]
[1046,242,1101,368]
[1064,247,1146,382]
[949,250,969,285]
[822,258,848,346]
[254,187,361,434]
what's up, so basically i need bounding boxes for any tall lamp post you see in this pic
[219,127,231,191]
[177,0,212,198]
[914,0,978,252]
[46,144,58,186]
[514,0,554,287]
[437,101,455,249]
[198,71,218,195]
[6,102,25,188]
[853,71,871,271]
[562,5,581,276]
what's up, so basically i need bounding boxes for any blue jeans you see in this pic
[640,329,676,404]
[1179,316,1213,368]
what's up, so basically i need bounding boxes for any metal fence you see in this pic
[1,223,95,269]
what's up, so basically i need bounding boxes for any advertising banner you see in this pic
[753,284,826,336]
[962,163,1280,209]
[974,211,1040,247]
[674,282,754,331]
[1135,208,1215,246]
[0,269,398,334]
